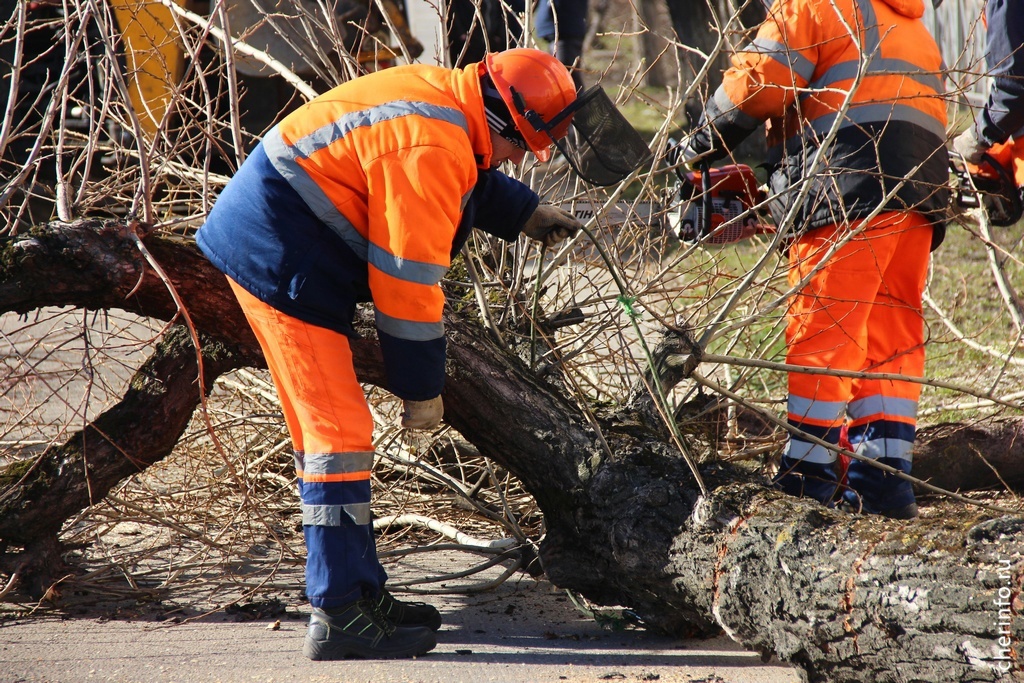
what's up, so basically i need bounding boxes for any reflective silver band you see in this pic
[302,502,372,526]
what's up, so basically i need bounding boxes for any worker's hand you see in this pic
[668,133,716,171]
[522,204,583,248]
[953,127,986,165]
[400,396,444,431]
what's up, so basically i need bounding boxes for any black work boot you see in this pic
[844,458,918,519]
[879,502,919,520]
[303,599,436,660]
[374,590,442,631]
[838,498,920,519]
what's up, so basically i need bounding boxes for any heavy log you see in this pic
[1,220,1022,682]
[912,420,1024,494]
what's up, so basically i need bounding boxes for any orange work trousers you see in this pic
[229,278,386,608]
[782,211,931,509]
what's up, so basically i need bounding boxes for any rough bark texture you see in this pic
[0,220,261,365]
[1,220,1022,682]
[913,420,1024,494]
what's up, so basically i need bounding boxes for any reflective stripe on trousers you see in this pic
[783,212,931,469]
[228,278,386,608]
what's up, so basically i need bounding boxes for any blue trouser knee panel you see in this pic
[845,419,916,512]
[774,455,842,505]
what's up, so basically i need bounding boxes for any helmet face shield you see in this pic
[556,86,653,186]
[512,85,652,186]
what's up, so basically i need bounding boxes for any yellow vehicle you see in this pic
[107,0,187,137]
[108,0,422,138]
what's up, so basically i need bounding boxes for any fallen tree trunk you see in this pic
[0,325,244,595]
[1,220,1021,681]
[913,419,1024,493]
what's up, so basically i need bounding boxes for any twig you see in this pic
[0,569,20,600]
[373,513,516,549]
[977,203,1024,331]
[696,351,1024,412]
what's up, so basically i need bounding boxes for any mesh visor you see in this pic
[555,86,652,186]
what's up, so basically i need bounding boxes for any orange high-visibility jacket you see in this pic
[198,63,538,401]
[690,0,950,247]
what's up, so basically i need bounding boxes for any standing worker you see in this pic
[197,47,647,660]
[535,0,589,91]
[952,0,1024,164]
[680,0,950,519]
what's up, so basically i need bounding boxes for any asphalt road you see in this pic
[1,574,803,683]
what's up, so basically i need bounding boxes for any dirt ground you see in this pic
[0,549,803,683]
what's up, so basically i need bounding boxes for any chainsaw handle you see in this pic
[980,151,1017,185]
[699,159,712,239]
[950,149,1024,227]
[664,137,691,181]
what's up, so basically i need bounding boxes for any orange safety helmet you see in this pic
[484,49,577,162]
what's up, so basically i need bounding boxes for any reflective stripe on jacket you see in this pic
[692,0,950,248]
[197,63,539,401]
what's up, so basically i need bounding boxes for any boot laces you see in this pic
[366,597,396,637]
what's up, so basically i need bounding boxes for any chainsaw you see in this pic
[554,165,769,245]
[667,161,775,244]
[951,137,1024,227]
[557,137,1024,243]
[668,138,1024,243]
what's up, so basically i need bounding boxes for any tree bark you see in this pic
[912,419,1024,494]
[1,220,1021,682]
[637,1,676,88]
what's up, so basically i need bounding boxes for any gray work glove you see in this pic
[522,203,583,248]
[953,126,986,164]
[400,396,444,430]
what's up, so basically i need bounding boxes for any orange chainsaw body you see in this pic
[956,137,1024,226]
[965,137,1024,187]
[673,164,773,244]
